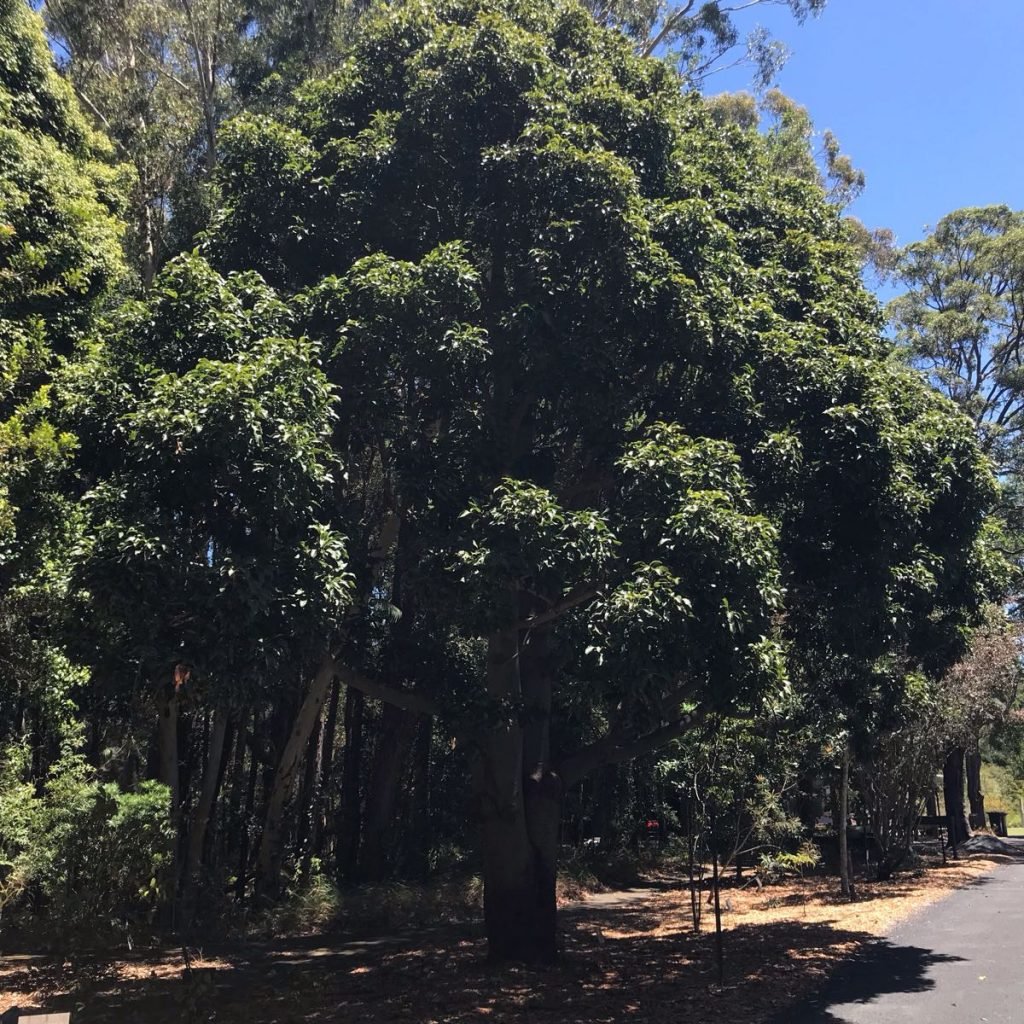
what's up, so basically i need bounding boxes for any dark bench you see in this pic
[916,815,955,862]
[988,810,1009,837]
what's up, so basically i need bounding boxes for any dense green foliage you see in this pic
[0,0,125,759]
[0,0,1016,967]
[65,255,351,698]
[202,0,1001,956]
[0,0,124,547]
[0,743,172,934]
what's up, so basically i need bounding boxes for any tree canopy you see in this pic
[201,0,1001,959]
[890,206,1024,482]
[0,0,1014,974]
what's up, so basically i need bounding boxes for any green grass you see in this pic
[980,761,1024,827]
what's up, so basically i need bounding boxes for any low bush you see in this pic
[0,741,173,943]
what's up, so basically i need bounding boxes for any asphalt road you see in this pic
[784,858,1024,1023]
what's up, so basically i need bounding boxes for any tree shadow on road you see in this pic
[767,939,964,1023]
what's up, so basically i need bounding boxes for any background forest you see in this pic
[2,0,1024,967]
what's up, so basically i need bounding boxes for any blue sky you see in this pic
[713,0,1024,252]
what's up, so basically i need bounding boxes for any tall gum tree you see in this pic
[40,0,356,285]
[889,206,1024,541]
[889,206,1024,836]
[207,0,1000,961]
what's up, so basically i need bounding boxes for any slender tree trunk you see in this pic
[137,161,157,288]
[410,716,432,882]
[223,711,249,864]
[838,743,853,900]
[520,624,561,960]
[686,790,703,934]
[943,746,971,846]
[207,717,235,864]
[179,711,199,830]
[256,657,337,899]
[294,712,325,866]
[311,679,341,864]
[156,684,180,818]
[337,687,365,882]
[181,709,229,916]
[965,748,986,830]
[235,728,260,903]
[711,811,724,984]
[358,705,418,881]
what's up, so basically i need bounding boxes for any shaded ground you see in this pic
[1,853,1015,1023]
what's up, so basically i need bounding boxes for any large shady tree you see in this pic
[201,0,998,961]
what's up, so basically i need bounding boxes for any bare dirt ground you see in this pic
[0,853,1013,1024]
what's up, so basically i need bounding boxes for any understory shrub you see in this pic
[0,741,173,940]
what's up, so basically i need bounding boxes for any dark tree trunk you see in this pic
[207,717,235,862]
[838,743,853,900]
[358,705,418,881]
[410,716,432,882]
[965,749,985,830]
[520,623,561,956]
[236,721,261,903]
[156,685,180,816]
[223,711,249,865]
[337,687,365,882]
[943,746,971,847]
[476,610,560,964]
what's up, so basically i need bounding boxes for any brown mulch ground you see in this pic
[0,854,1010,1024]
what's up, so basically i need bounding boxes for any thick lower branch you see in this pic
[559,706,709,787]
[330,660,440,717]
[517,585,599,629]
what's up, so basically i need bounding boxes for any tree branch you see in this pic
[517,584,599,629]
[641,0,696,57]
[559,705,710,786]
[329,659,439,717]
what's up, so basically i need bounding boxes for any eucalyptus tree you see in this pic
[889,207,1024,830]
[39,0,352,285]
[890,206,1024,486]
[583,0,826,85]
[705,87,897,280]
[198,0,1001,961]
[706,88,864,208]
